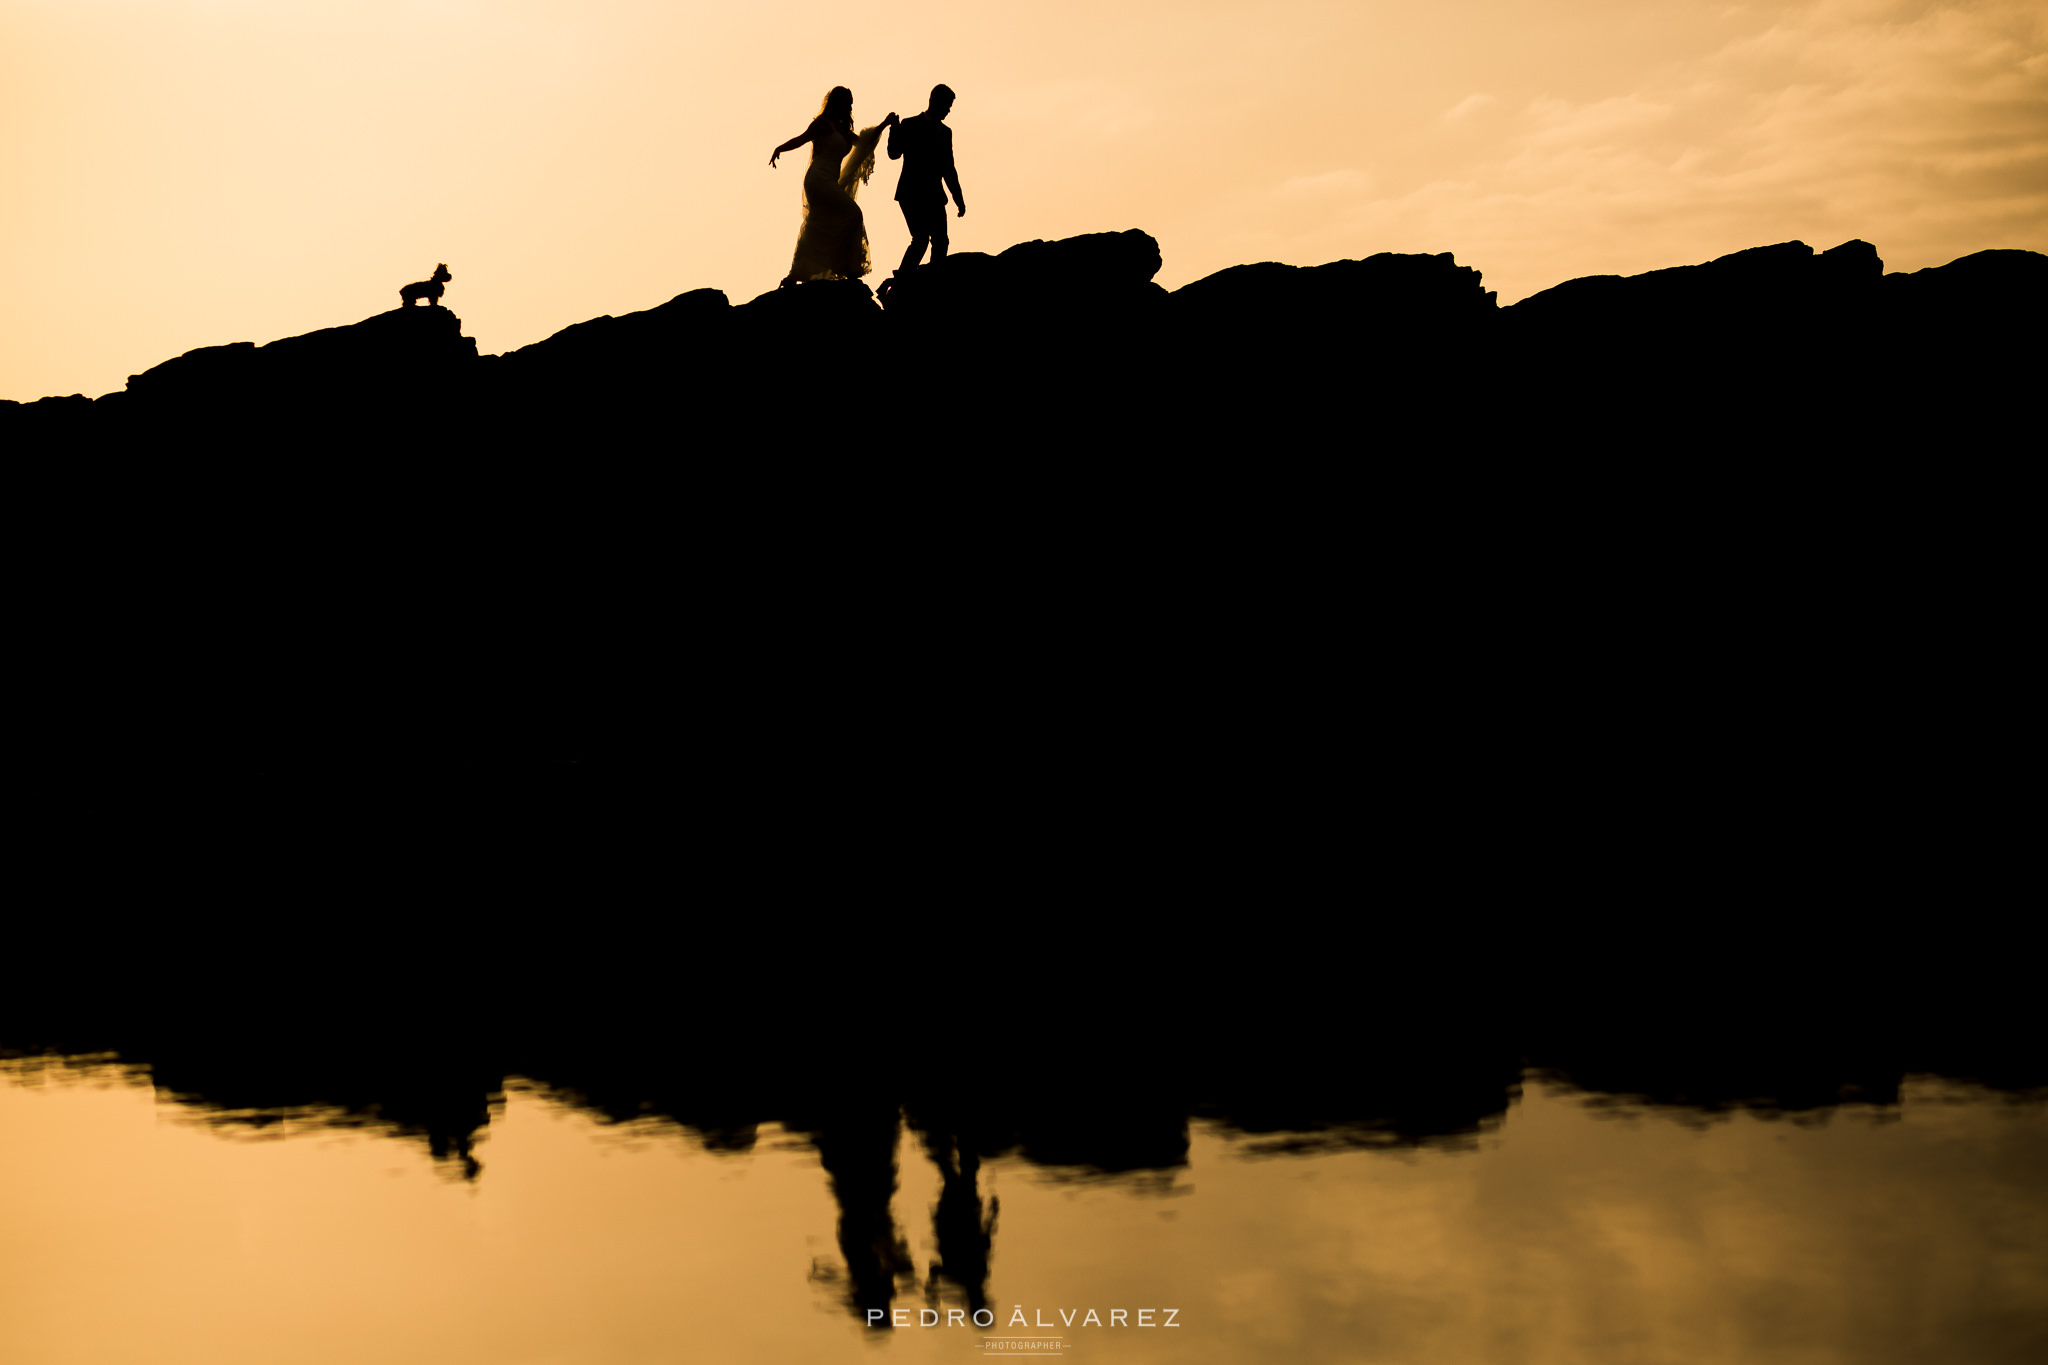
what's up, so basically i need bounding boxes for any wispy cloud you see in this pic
[1276,169,1375,196]
[1443,93,1496,122]
[1313,0,2048,301]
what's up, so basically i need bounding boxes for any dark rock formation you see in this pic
[8,230,2038,454]
[1172,250,1496,333]
[1885,245,2048,319]
[1504,238,1881,333]
[1495,237,2044,447]
[1882,247,2048,413]
[495,287,733,378]
[863,229,1170,447]
[1164,249,1502,441]
[96,306,477,442]
[880,227,1166,324]
[5,231,2036,1163]
[2,230,2038,819]
[3,391,95,439]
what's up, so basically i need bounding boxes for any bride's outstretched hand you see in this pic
[885,112,899,127]
[769,149,780,168]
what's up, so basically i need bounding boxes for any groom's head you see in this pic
[929,85,955,120]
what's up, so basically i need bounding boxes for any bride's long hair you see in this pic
[816,86,854,136]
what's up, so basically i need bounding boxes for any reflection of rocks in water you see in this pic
[7,952,2043,1173]
[911,1118,999,1316]
[142,1031,502,1181]
[6,917,2046,1325]
[810,1104,918,1327]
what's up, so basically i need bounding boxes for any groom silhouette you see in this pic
[888,84,965,274]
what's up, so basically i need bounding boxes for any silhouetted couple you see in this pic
[771,85,965,287]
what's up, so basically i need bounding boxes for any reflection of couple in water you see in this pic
[770,84,965,287]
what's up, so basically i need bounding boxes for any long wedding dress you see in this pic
[783,119,887,285]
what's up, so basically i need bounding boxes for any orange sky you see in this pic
[4,0,2044,402]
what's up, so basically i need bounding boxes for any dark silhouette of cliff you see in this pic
[10,231,2036,452]
[4,232,2037,976]
[2,225,2031,830]
[82,305,478,439]
[1495,240,2045,449]
[10,228,2034,490]
[11,228,2037,465]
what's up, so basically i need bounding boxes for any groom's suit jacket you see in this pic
[888,113,959,206]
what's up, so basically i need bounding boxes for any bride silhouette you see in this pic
[771,88,897,287]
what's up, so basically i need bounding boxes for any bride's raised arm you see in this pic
[769,119,823,168]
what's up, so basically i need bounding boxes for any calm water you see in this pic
[4,1057,2044,1365]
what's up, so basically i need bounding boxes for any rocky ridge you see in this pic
[5,229,2038,792]
[7,230,2039,451]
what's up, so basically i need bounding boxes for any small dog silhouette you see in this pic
[400,264,452,307]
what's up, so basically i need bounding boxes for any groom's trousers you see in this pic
[898,199,949,272]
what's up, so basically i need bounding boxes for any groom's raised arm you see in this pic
[887,118,906,159]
